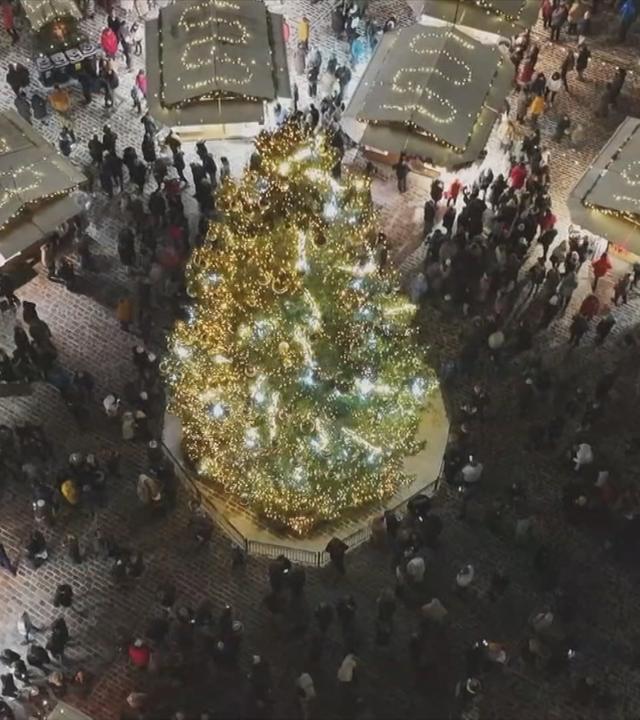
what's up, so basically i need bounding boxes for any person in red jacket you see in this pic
[579,293,600,320]
[2,0,19,43]
[101,27,119,59]
[128,639,150,669]
[591,251,611,291]
[509,161,528,190]
[446,178,462,206]
[539,208,557,233]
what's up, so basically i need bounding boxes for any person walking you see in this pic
[595,311,615,345]
[591,252,611,291]
[576,42,591,81]
[613,272,632,305]
[568,313,589,347]
[0,543,17,576]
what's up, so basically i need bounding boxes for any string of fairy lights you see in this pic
[163,124,435,534]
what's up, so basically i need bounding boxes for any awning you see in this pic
[343,24,514,168]
[0,194,80,266]
[410,0,539,35]
[21,0,81,31]
[568,116,640,257]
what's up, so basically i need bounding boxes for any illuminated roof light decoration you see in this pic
[568,116,640,252]
[415,0,540,34]
[343,24,515,166]
[145,0,290,129]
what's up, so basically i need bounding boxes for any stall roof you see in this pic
[0,110,84,231]
[0,111,84,265]
[21,0,81,31]
[146,0,290,129]
[412,0,539,35]
[568,116,640,255]
[343,25,513,166]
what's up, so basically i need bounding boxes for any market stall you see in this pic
[0,110,85,267]
[568,116,640,262]
[21,0,98,85]
[145,0,291,141]
[342,24,514,171]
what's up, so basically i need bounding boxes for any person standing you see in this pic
[393,153,410,194]
[546,71,563,106]
[560,48,575,92]
[14,91,32,124]
[2,0,19,43]
[131,21,143,55]
[298,15,310,52]
[549,3,568,41]
[609,68,627,107]
[173,150,188,185]
[135,69,147,98]
[307,61,320,98]
[618,0,638,41]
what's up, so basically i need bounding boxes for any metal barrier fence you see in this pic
[161,440,442,567]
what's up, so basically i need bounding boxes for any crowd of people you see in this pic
[0,0,639,719]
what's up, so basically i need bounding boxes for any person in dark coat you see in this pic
[104,152,123,190]
[130,160,147,193]
[393,153,410,193]
[88,135,103,164]
[141,133,156,163]
[6,62,29,96]
[14,92,32,124]
[173,151,188,185]
[201,152,217,186]
[99,161,114,197]
[102,125,117,155]
[122,146,138,176]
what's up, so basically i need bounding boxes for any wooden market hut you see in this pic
[145,0,291,141]
[568,116,640,261]
[342,24,514,170]
[0,110,84,267]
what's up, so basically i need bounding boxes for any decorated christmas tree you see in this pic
[163,123,436,534]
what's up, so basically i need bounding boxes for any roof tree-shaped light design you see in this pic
[343,25,513,167]
[146,0,290,138]
[410,0,539,35]
[0,111,84,266]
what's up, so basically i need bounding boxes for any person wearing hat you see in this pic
[128,639,150,669]
[136,473,162,506]
[456,564,475,591]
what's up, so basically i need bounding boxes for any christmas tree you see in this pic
[163,123,436,534]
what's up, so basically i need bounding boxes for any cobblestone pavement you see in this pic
[1,2,640,720]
